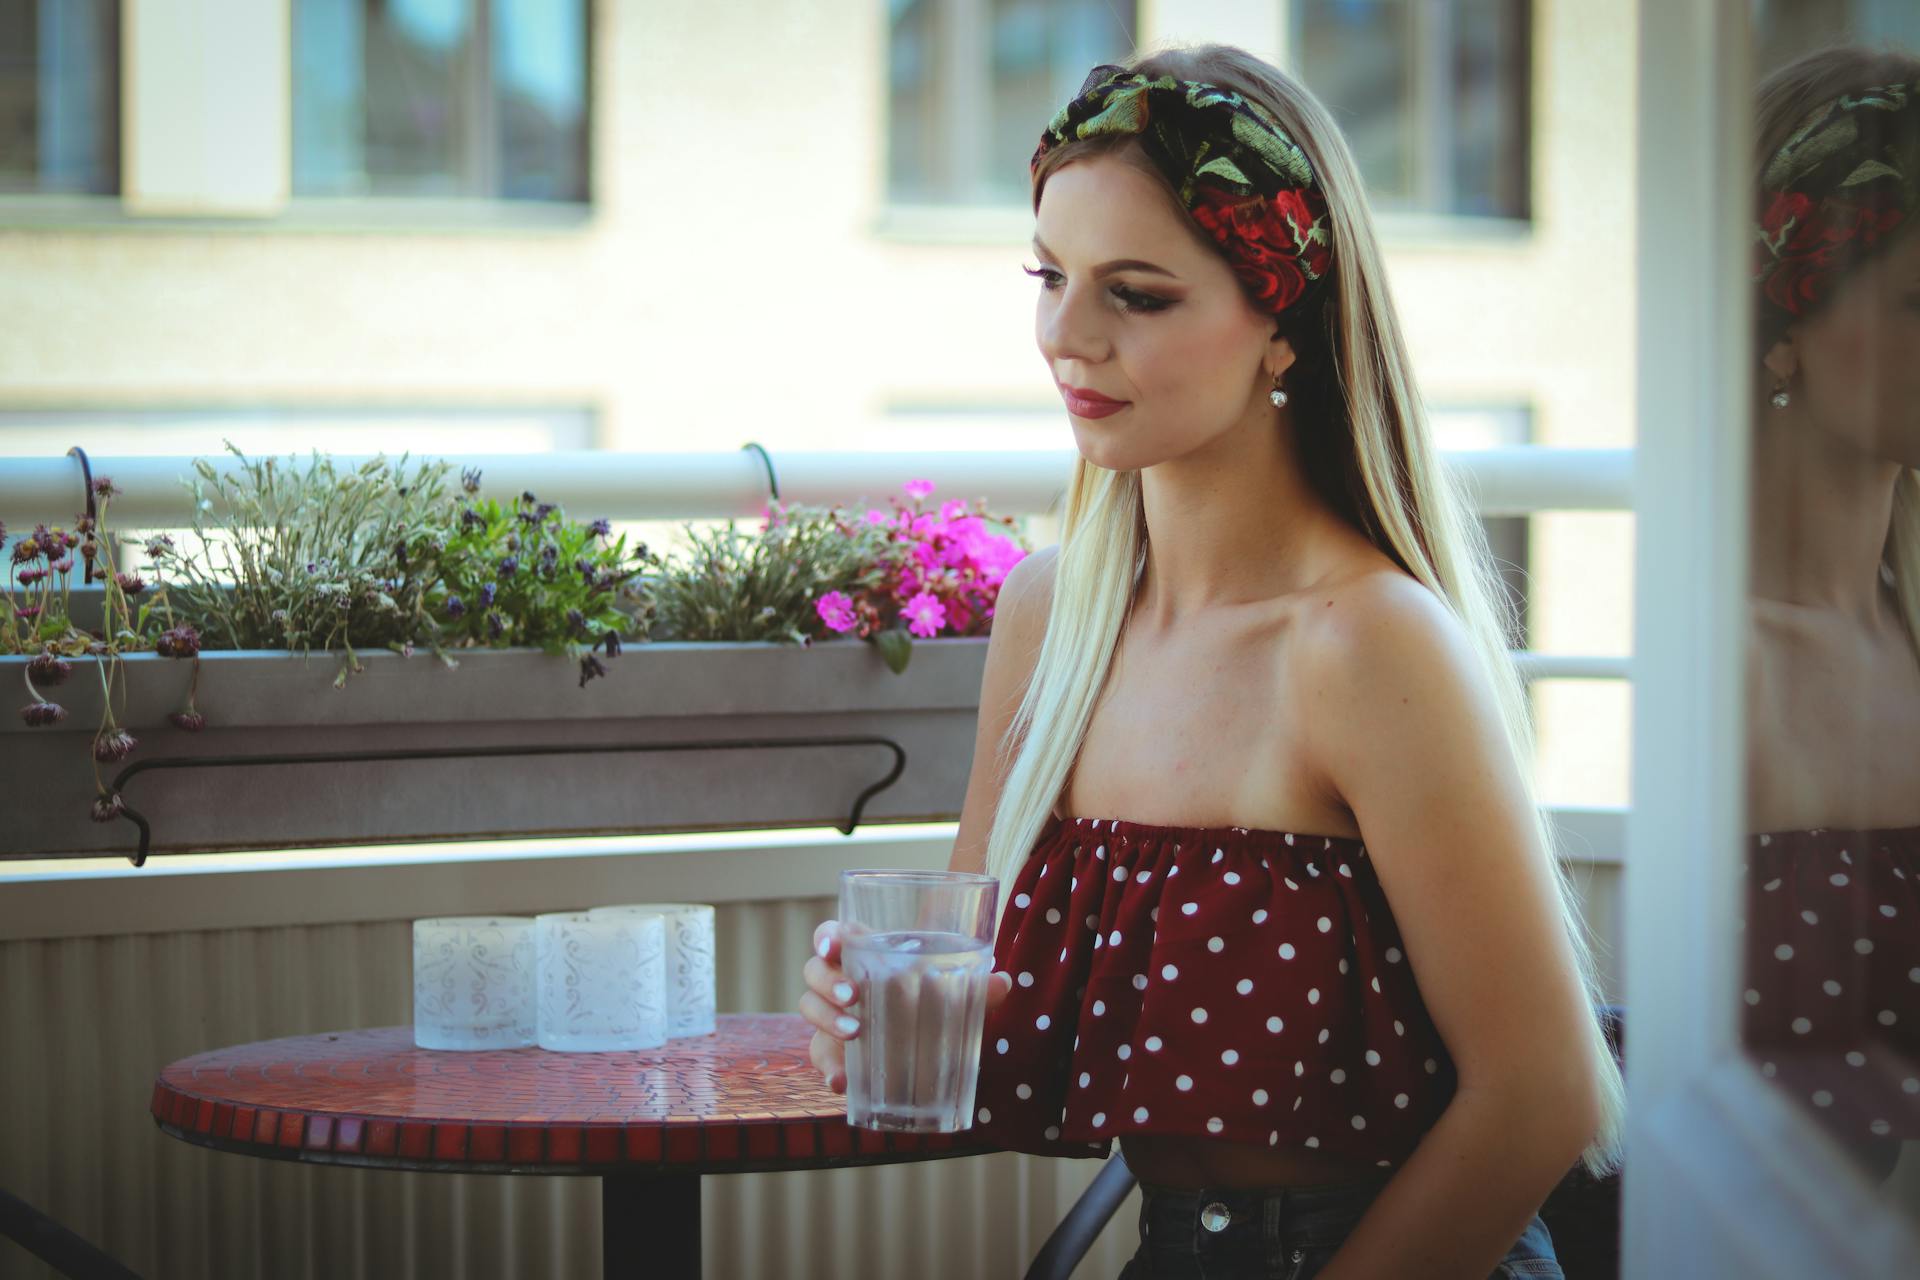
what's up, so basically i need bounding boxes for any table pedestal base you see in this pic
[604,1172,700,1279]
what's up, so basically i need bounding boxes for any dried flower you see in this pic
[73,515,94,535]
[486,611,506,639]
[521,490,538,506]
[601,631,623,658]
[155,625,201,659]
[49,555,73,575]
[90,792,125,823]
[578,654,608,688]
[20,701,67,727]
[90,475,123,500]
[566,608,588,638]
[168,709,207,732]
[11,538,41,565]
[145,533,174,561]
[93,729,138,763]
[461,467,483,494]
[115,571,147,595]
[26,654,72,685]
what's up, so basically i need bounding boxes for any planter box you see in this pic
[1,638,989,861]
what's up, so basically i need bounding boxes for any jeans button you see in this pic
[1200,1201,1232,1232]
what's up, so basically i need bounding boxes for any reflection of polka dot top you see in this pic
[972,815,1457,1166]
[1743,825,1920,1143]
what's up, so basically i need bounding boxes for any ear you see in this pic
[1267,334,1298,383]
[1761,332,1798,385]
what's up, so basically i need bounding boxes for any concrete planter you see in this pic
[1,638,988,861]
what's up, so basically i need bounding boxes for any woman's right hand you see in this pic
[801,919,1013,1094]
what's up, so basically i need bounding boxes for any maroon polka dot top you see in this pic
[972,814,1457,1166]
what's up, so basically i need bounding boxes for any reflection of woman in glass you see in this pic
[804,42,1623,1277]
[1744,47,1920,1167]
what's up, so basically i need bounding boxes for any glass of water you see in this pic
[837,868,999,1132]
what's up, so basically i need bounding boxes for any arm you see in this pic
[1296,573,1604,1279]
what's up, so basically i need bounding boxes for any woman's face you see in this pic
[1030,153,1287,471]
[1767,221,1920,467]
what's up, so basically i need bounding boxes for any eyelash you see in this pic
[1022,264,1174,315]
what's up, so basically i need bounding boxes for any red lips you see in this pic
[1057,382,1130,418]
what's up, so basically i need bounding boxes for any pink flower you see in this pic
[903,479,935,501]
[903,591,947,638]
[864,509,892,526]
[815,590,858,633]
[940,499,971,522]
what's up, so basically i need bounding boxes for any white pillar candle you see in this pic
[588,903,717,1038]
[535,910,667,1052]
[412,916,537,1051]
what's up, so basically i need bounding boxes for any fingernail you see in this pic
[832,982,854,1003]
[816,925,836,958]
[834,1015,860,1036]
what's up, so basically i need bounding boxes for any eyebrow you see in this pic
[1031,236,1180,279]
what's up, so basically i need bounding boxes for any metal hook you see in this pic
[739,441,780,505]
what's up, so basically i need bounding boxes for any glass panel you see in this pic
[887,0,940,202]
[492,0,587,201]
[0,0,120,195]
[983,0,1135,204]
[1741,1,1920,1210]
[1294,0,1417,208]
[361,0,474,195]
[1449,0,1529,219]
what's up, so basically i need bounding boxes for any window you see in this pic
[0,0,120,196]
[293,0,589,202]
[1292,0,1531,220]
[888,0,1137,206]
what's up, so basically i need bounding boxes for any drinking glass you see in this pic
[837,869,999,1132]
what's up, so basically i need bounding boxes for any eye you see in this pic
[1023,264,1063,290]
[1112,285,1173,314]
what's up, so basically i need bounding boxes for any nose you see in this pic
[1036,279,1111,371]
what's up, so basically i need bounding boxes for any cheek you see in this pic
[1126,309,1251,400]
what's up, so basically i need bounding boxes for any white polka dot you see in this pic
[1078,1072,1091,1088]
[1207,1117,1225,1134]
[1774,944,1794,961]
[1370,977,1382,993]
[1830,873,1849,887]
[1212,848,1225,864]
[996,1038,1009,1054]
[1253,1089,1269,1105]
[1744,990,1761,1006]
[1150,908,1159,922]
[1304,1136,1319,1148]
[1113,866,1127,882]
[1253,909,1269,925]
[1365,1050,1381,1066]
[1762,1062,1778,1077]
[1393,1020,1405,1036]
[1424,1059,1438,1074]
[1351,1115,1367,1130]
[1904,1078,1919,1094]
[1176,1075,1193,1091]
[1270,1131,1280,1145]
[1880,904,1898,918]
[1812,1090,1834,1108]
[1856,939,1875,955]
[1092,934,1102,950]
[1036,1015,1050,1030]
[1133,974,1148,991]
[1191,1007,1209,1024]
[1330,1068,1346,1084]
[1792,1018,1813,1035]
[1222,1049,1240,1066]
[1394,1093,1409,1109]
[1308,988,1321,1004]
[1285,877,1300,890]
[1207,937,1225,953]
[1871,1119,1892,1136]
[1181,902,1199,916]
[978,1107,992,1122]
[1295,1061,1305,1077]
[1045,908,1061,925]
[1145,1036,1163,1051]
[1044,1125,1060,1140]
[1294,1096,1303,1110]
[1095,846,1106,861]
[1071,878,1077,891]
[1338,958,1350,975]
[1800,910,1819,926]
[1224,871,1241,886]
[1823,980,1842,996]
[1879,1009,1898,1026]
[1134,1106,1150,1123]
[1108,930,1122,946]
[1168,866,1178,877]
[1846,1051,1867,1067]
[1017,971,1034,987]
[1014,893,1030,909]
[1016,1083,1032,1100]
[1318,1029,1331,1044]
[1059,948,1068,962]
[1091,999,1105,1016]
[1385,946,1403,964]
[1267,1016,1283,1033]
[1118,1044,1132,1061]
[1279,943,1296,960]
[1762,878,1781,891]
[1317,917,1332,933]
[1162,963,1179,981]
[1137,870,1152,883]
[1237,978,1255,995]
[1091,1112,1106,1127]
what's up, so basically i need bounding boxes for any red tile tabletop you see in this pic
[149,1014,998,1176]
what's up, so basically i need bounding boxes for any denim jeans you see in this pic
[1115,1175,1565,1279]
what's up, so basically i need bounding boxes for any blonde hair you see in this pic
[1754,45,1920,664]
[983,42,1624,1177]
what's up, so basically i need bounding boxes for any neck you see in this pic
[1748,406,1902,630]
[1131,402,1347,630]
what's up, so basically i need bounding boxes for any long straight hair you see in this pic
[1754,45,1920,664]
[982,43,1624,1176]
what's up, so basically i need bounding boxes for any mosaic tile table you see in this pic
[150,1014,997,1278]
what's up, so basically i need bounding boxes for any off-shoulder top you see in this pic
[971,815,1457,1167]
[1742,824,1920,1143]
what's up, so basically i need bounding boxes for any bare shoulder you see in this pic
[994,542,1061,622]
[1293,566,1477,697]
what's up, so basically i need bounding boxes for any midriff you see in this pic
[1119,1134,1386,1190]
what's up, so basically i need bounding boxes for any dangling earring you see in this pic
[1270,378,1289,408]
[1769,381,1791,409]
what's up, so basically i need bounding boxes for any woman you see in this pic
[802,43,1621,1277]
[1741,46,1920,1173]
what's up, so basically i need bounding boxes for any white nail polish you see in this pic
[835,1015,860,1036]
[833,982,854,1003]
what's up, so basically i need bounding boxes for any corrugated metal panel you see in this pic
[0,898,1141,1280]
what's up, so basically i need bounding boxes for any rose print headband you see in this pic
[1755,78,1920,330]
[1032,64,1334,315]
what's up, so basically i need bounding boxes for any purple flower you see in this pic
[816,590,858,634]
[497,557,519,579]
[20,701,67,727]
[17,567,46,586]
[903,591,947,638]
[155,625,201,659]
[486,611,506,639]
[145,534,175,561]
[26,654,73,685]
[50,555,73,575]
[566,608,588,638]
[588,518,612,538]
[90,475,122,500]
[461,507,486,532]
[903,479,935,500]
[116,572,147,596]
[461,467,483,494]
[445,594,466,619]
[90,792,125,823]
[15,605,40,621]
[10,536,41,565]
[478,582,497,607]
[601,631,622,658]
[168,710,207,732]
[534,503,556,523]
[92,729,138,763]
[538,545,559,575]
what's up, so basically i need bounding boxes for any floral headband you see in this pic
[1755,78,1919,327]
[1032,64,1334,315]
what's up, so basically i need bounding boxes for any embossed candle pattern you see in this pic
[535,910,667,1052]
[588,903,718,1038]
[412,916,537,1051]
